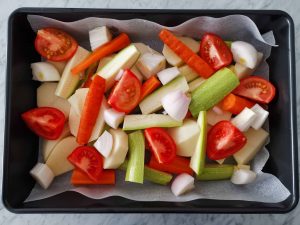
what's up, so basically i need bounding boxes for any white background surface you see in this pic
[0,0,299,224]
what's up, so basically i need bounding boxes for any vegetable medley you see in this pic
[24,24,275,196]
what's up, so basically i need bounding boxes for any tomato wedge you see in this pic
[68,146,103,182]
[144,127,176,164]
[200,33,233,70]
[108,69,141,113]
[35,28,78,62]
[207,121,247,160]
[233,76,276,104]
[21,107,65,140]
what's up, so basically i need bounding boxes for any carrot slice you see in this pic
[220,93,255,115]
[159,29,215,78]
[71,169,115,185]
[139,75,161,101]
[76,76,105,145]
[148,155,193,175]
[71,33,131,75]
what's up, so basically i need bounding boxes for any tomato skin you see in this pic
[207,121,247,160]
[67,146,103,182]
[21,107,65,140]
[35,28,78,62]
[144,127,177,164]
[108,69,141,113]
[200,33,233,70]
[233,76,276,104]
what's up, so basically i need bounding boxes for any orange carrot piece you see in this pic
[139,76,161,101]
[71,169,115,185]
[148,155,193,175]
[76,76,105,145]
[71,33,131,75]
[220,93,255,115]
[159,29,215,78]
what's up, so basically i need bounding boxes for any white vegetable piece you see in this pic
[68,88,89,116]
[104,108,125,129]
[46,60,67,75]
[231,41,258,69]
[89,26,112,51]
[231,168,256,185]
[30,163,55,189]
[250,104,269,130]
[130,65,144,82]
[233,52,264,79]
[231,107,256,132]
[133,43,158,55]
[168,119,200,157]
[114,69,124,81]
[136,52,166,79]
[104,129,129,169]
[31,62,60,81]
[161,90,191,121]
[212,106,223,115]
[171,173,195,196]
[97,55,115,72]
[157,67,181,85]
[94,130,114,158]
[188,77,206,92]
[234,164,251,171]
[207,108,232,126]
[233,128,269,164]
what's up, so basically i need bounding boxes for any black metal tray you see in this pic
[2,8,298,213]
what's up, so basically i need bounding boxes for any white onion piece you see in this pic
[157,67,180,85]
[114,69,124,81]
[31,62,60,81]
[231,107,256,132]
[250,104,269,130]
[231,41,258,69]
[104,108,125,129]
[30,163,54,189]
[231,168,256,185]
[161,90,191,121]
[94,130,114,158]
[171,173,195,196]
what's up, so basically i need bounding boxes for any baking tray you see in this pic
[2,8,298,213]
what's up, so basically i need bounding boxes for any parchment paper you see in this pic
[25,15,290,203]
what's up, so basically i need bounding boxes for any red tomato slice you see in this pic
[68,146,103,182]
[35,28,78,62]
[200,33,233,70]
[233,76,276,104]
[108,69,141,113]
[144,128,176,164]
[21,107,65,140]
[207,121,247,160]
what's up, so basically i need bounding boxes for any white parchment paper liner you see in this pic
[25,15,290,203]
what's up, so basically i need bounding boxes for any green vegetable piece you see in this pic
[196,164,234,181]
[125,130,145,184]
[190,111,207,175]
[189,68,239,117]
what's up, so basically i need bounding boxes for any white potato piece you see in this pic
[89,26,112,51]
[136,52,166,79]
[207,108,232,126]
[68,88,89,116]
[47,60,67,75]
[157,67,181,85]
[133,43,159,55]
[94,130,113,158]
[178,64,199,82]
[30,163,55,189]
[250,104,269,130]
[104,108,125,129]
[231,107,256,132]
[130,65,144,82]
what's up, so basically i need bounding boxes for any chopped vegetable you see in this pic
[89,26,112,51]
[71,33,131,75]
[30,163,54,189]
[157,67,181,85]
[148,155,193,175]
[31,62,60,81]
[76,76,105,145]
[250,104,269,130]
[161,90,191,121]
[125,130,145,183]
[231,41,258,69]
[104,108,125,129]
[171,173,195,196]
[123,114,182,131]
[178,64,198,82]
[196,164,234,181]
[22,107,65,140]
[144,127,176,164]
[71,169,115,185]
[207,108,232,126]
[131,65,144,82]
[231,107,257,132]
[136,52,166,79]
[82,61,99,88]
[189,67,239,117]
[220,93,255,115]
[94,130,114,158]
[233,52,263,79]
[188,77,206,92]
[207,121,247,160]
[140,76,161,101]
[47,60,66,75]
[159,29,214,78]
[68,146,104,182]
[231,168,257,185]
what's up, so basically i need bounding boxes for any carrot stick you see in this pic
[71,169,115,185]
[77,75,105,145]
[139,75,161,101]
[71,33,131,75]
[159,29,215,78]
[148,155,193,175]
[220,93,255,115]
